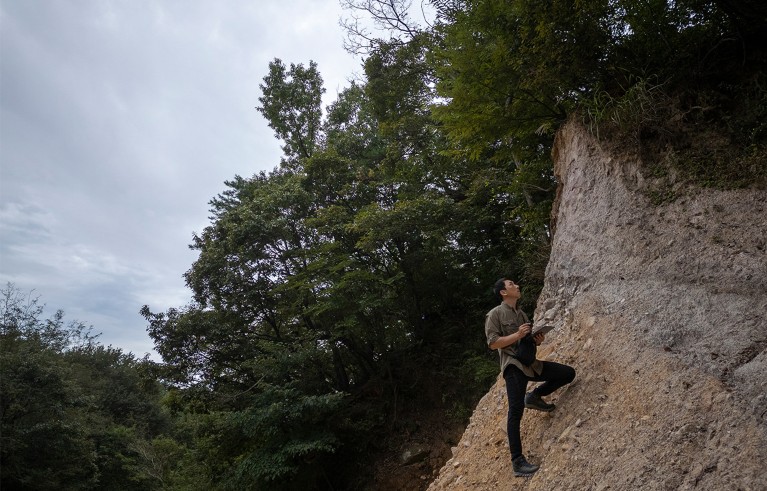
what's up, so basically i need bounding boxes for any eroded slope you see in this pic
[428,122,767,490]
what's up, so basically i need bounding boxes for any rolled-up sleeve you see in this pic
[485,310,501,347]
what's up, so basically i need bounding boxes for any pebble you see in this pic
[559,425,573,441]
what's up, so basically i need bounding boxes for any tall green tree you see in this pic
[144,49,513,488]
[258,59,325,165]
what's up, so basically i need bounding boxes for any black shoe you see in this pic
[525,392,555,412]
[512,455,540,477]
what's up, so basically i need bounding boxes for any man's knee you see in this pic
[508,404,525,421]
[564,365,576,384]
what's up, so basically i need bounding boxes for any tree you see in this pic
[257,59,325,166]
[1,284,172,490]
[1,285,99,490]
[431,0,764,151]
[144,51,512,487]
[340,0,429,54]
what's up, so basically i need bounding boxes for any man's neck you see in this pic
[502,298,518,309]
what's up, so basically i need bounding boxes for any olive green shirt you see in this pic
[484,302,543,378]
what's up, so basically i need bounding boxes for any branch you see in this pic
[340,0,426,55]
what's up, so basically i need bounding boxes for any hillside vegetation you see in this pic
[2,1,765,489]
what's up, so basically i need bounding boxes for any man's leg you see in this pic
[531,361,576,397]
[504,365,541,476]
[503,365,528,460]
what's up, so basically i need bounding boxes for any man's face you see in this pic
[503,280,521,300]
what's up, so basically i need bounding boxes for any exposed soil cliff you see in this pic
[427,122,767,490]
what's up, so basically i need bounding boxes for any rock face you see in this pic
[428,122,767,490]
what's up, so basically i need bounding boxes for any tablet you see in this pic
[532,324,555,336]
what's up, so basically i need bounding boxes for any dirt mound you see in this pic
[427,122,767,490]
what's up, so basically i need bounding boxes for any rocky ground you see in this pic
[424,122,767,490]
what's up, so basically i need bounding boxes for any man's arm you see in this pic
[489,323,532,350]
[485,309,532,350]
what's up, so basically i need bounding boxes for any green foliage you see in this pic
[137,2,765,487]
[432,0,765,176]
[581,76,671,143]
[431,0,583,162]
[1,284,172,491]
[458,353,498,388]
[258,59,325,164]
[582,72,767,192]
[5,3,763,489]
[674,76,767,188]
[424,0,767,235]
[1,339,98,490]
[220,386,346,489]
[144,45,554,488]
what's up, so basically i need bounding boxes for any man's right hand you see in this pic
[518,323,532,337]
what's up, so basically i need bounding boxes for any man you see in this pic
[485,278,576,477]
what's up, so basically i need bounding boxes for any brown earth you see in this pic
[420,122,767,490]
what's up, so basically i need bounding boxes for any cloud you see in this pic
[1,0,361,357]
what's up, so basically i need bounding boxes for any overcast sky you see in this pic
[0,0,369,357]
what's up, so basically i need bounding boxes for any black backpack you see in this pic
[515,332,537,366]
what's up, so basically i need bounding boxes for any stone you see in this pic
[401,446,430,466]
[544,307,558,321]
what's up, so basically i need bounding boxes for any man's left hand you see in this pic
[533,333,545,345]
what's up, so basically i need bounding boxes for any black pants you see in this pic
[503,361,576,460]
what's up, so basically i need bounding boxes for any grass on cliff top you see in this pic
[583,75,767,201]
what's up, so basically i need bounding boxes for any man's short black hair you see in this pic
[494,278,508,302]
